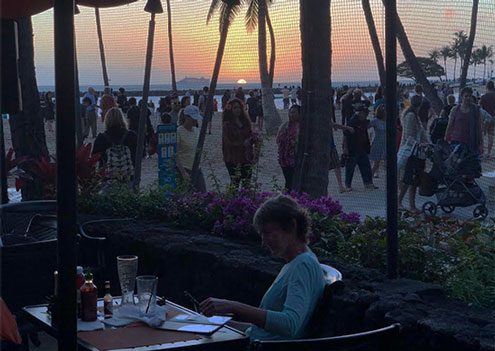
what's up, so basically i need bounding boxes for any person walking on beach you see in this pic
[343,104,378,191]
[176,105,207,192]
[369,104,387,178]
[222,98,254,189]
[222,90,231,110]
[235,87,246,103]
[168,93,181,125]
[42,91,55,132]
[398,95,428,212]
[340,89,370,125]
[281,86,290,109]
[276,105,300,191]
[83,87,98,138]
[445,87,483,156]
[199,86,209,113]
[480,81,495,157]
[100,87,117,123]
[290,86,297,106]
[117,87,128,113]
[414,84,436,129]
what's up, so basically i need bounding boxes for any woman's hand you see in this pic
[345,126,355,134]
[199,297,235,317]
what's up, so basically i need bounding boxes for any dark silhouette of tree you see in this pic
[460,0,479,89]
[398,57,445,81]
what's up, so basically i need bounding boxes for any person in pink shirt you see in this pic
[99,87,117,123]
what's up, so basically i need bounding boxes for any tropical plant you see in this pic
[440,45,451,80]
[245,0,281,134]
[165,0,177,91]
[362,0,385,87]
[471,48,483,80]
[478,44,493,82]
[428,48,440,63]
[397,57,445,82]
[460,0,479,89]
[450,30,468,82]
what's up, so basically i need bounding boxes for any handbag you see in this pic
[397,136,416,168]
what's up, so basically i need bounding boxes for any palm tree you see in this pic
[165,0,177,91]
[478,44,494,82]
[489,59,494,80]
[245,0,276,86]
[460,0,479,89]
[8,18,49,200]
[294,0,333,197]
[440,45,451,80]
[428,48,440,63]
[95,8,110,87]
[451,30,468,82]
[362,0,385,87]
[245,0,281,134]
[471,48,482,81]
[191,0,242,184]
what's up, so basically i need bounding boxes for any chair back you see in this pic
[0,200,56,237]
[251,323,401,351]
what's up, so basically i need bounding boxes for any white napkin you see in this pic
[111,304,168,328]
[77,320,104,331]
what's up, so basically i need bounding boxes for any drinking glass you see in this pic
[136,275,158,313]
[117,255,138,305]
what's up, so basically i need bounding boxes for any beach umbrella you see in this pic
[133,0,163,189]
[1,0,137,19]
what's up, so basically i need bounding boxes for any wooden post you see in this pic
[54,0,78,348]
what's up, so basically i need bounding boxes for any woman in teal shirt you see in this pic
[199,195,325,340]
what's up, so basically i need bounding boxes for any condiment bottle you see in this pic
[80,270,98,321]
[103,281,113,318]
[76,266,85,318]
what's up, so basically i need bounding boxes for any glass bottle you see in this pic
[103,281,113,318]
[76,266,85,318]
[80,270,98,322]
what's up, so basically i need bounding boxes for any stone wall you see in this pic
[85,219,495,351]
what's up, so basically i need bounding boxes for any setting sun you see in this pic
[237,79,247,84]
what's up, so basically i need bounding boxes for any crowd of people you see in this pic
[38,80,495,204]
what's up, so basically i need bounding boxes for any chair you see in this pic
[250,323,401,351]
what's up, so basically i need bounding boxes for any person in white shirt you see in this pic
[281,86,290,109]
[176,105,206,192]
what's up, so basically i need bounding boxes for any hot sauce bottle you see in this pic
[80,270,98,321]
[103,281,113,318]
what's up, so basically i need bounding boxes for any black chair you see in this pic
[250,323,401,351]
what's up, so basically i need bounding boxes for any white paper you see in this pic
[77,320,104,331]
[168,314,231,326]
[157,321,220,334]
[111,304,169,328]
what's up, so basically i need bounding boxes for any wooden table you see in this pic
[23,297,249,351]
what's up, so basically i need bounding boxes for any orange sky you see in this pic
[32,0,495,86]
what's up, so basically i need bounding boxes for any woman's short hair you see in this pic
[460,87,473,96]
[289,104,301,114]
[447,94,456,105]
[104,107,127,130]
[253,195,311,243]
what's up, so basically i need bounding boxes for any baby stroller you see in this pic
[421,141,488,220]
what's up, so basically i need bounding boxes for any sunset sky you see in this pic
[31,0,495,87]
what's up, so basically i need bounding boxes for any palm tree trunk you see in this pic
[483,59,486,81]
[191,4,233,184]
[258,0,281,135]
[266,9,276,87]
[294,0,333,197]
[362,0,386,87]
[382,0,443,113]
[460,0,479,89]
[95,8,110,87]
[443,57,448,80]
[166,0,177,91]
[133,13,157,189]
[473,64,476,80]
[454,55,457,82]
[8,17,49,200]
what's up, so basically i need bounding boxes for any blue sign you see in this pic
[157,124,177,192]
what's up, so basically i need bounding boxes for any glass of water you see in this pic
[136,275,158,314]
[117,255,138,305]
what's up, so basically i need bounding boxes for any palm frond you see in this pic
[207,0,221,25]
[245,0,258,34]
[219,1,243,33]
